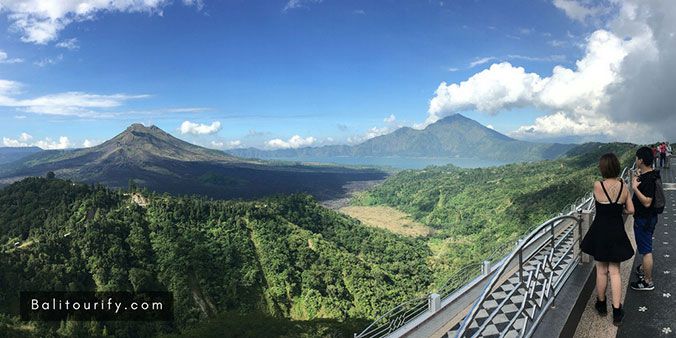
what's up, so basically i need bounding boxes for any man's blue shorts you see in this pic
[634,215,658,254]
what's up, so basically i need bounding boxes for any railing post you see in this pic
[550,221,556,252]
[573,211,582,263]
[428,293,441,313]
[481,260,491,275]
[519,247,524,283]
[580,210,593,263]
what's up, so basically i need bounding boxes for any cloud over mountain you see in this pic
[266,135,316,149]
[179,121,222,135]
[426,0,673,142]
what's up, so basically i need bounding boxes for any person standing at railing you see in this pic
[581,153,634,325]
[630,146,660,291]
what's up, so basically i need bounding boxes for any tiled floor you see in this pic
[617,163,675,337]
[448,228,577,337]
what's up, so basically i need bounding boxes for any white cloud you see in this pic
[509,112,650,143]
[0,87,149,117]
[82,139,100,147]
[210,140,241,149]
[35,136,70,149]
[3,133,70,149]
[426,0,674,142]
[266,135,316,149]
[599,0,676,140]
[56,37,79,50]
[427,29,631,135]
[549,40,568,48]
[179,120,221,135]
[447,67,460,72]
[0,1,202,44]
[0,79,21,95]
[552,0,609,23]
[283,0,323,12]
[0,50,23,64]
[469,56,497,68]
[507,54,567,62]
[384,114,396,123]
[182,0,204,11]
[34,54,63,67]
[0,79,199,120]
[353,9,366,15]
[2,136,28,147]
[486,124,494,130]
[519,28,532,35]
[429,62,542,119]
[18,132,32,142]
[347,126,393,144]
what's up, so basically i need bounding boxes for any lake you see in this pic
[269,156,510,170]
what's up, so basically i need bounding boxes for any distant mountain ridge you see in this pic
[0,146,42,165]
[229,114,574,162]
[0,124,385,200]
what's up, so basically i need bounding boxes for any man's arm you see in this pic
[632,176,653,208]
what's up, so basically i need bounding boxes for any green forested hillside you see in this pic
[0,143,640,337]
[0,177,431,337]
[351,143,637,281]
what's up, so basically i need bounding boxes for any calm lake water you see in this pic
[270,156,509,170]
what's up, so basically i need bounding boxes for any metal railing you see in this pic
[355,295,431,338]
[453,213,584,337]
[454,165,632,337]
[355,242,514,338]
[355,165,632,338]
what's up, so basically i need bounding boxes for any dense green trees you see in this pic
[0,178,430,337]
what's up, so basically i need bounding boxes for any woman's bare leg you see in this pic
[608,262,622,308]
[596,261,609,301]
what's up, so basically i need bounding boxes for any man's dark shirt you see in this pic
[633,170,659,218]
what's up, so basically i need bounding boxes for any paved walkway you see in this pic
[573,214,636,338]
[574,161,675,337]
[618,162,675,337]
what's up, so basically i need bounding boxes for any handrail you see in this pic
[453,214,582,337]
[455,165,632,337]
[354,295,430,338]
[355,165,633,338]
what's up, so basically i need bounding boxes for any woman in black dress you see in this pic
[581,153,634,325]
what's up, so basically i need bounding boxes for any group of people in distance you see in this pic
[580,146,664,326]
[652,142,671,168]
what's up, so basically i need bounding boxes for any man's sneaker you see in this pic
[630,280,655,291]
[635,264,645,278]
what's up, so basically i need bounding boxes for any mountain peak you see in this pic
[125,123,161,133]
[436,113,471,124]
[84,123,243,163]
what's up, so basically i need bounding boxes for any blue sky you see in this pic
[0,0,670,150]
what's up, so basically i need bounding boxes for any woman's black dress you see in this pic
[580,180,634,262]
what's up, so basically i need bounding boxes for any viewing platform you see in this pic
[356,159,675,338]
